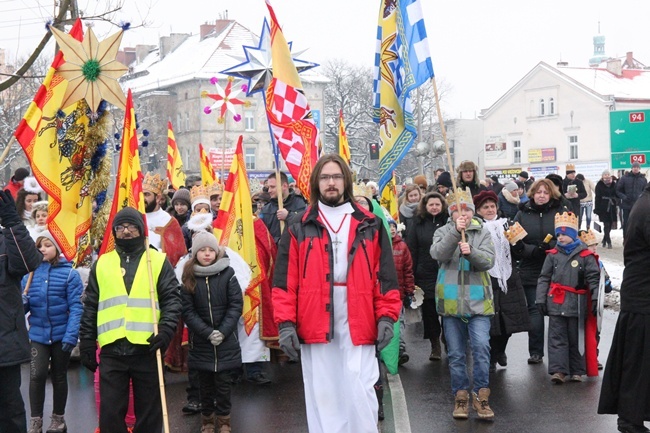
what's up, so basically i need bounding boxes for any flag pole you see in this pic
[221,120,228,182]
[144,235,170,433]
[430,77,465,242]
[262,88,285,233]
[0,136,16,166]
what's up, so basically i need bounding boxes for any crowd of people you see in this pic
[0,157,647,433]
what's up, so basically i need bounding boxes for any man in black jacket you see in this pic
[563,164,587,226]
[79,207,181,433]
[0,190,42,433]
[259,171,307,244]
[616,162,648,238]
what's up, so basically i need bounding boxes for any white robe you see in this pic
[146,208,172,251]
[301,202,379,433]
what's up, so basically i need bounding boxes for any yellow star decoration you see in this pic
[50,25,128,112]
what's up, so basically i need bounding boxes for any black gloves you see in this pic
[61,343,75,353]
[539,242,552,251]
[278,322,300,362]
[532,246,548,260]
[512,240,525,254]
[376,317,395,352]
[0,190,22,228]
[148,328,172,353]
[403,294,414,309]
[537,303,548,316]
[79,339,98,372]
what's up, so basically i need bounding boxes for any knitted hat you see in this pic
[436,171,453,188]
[36,230,61,254]
[518,171,529,179]
[112,207,145,236]
[413,175,428,190]
[473,190,498,210]
[632,162,641,169]
[13,167,30,182]
[490,175,499,183]
[171,188,191,208]
[504,181,518,193]
[191,231,220,258]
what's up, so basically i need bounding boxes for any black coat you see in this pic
[404,211,448,299]
[0,223,42,367]
[259,192,307,243]
[182,258,243,373]
[620,186,650,314]
[562,177,587,216]
[513,199,568,287]
[594,180,618,224]
[490,265,531,336]
[616,171,648,210]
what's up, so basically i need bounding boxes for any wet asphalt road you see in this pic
[21,308,622,432]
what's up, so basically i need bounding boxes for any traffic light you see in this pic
[369,142,380,160]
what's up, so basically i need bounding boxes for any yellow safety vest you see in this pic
[96,249,166,347]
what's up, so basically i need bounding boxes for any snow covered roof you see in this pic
[120,20,328,94]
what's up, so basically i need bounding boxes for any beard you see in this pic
[145,198,157,213]
[321,190,344,206]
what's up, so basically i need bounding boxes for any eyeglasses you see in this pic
[115,224,139,233]
[319,174,344,182]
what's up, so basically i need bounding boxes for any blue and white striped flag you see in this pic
[372,0,434,192]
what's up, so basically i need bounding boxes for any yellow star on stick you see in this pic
[50,25,128,112]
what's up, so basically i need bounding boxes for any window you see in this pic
[539,99,545,116]
[185,113,190,132]
[245,147,256,170]
[244,111,255,131]
[549,97,555,115]
[513,140,521,164]
[177,114,183,132]
[569,135,578,160]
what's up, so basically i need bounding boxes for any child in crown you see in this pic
[536,212,601,384]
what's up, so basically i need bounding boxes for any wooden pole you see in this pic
[221,120,228,182]
[431,77,465,242]
[0,136,16,166]
[144,236,170,433]
[22,272,34,296]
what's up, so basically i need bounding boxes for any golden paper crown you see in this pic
[190,185,210,204]
[208,181,223,197]
[249,180,263,195]
[566,163,576,172]
[353,183,372,198]
[578,229,598,246]
[504,221,528,245]
[555,211,579,232]
[143,172,167,195]
[447,187,473,212]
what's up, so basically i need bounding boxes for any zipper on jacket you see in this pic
[360,240,373,280]
[303,238,313,277]
[206,276,218,372]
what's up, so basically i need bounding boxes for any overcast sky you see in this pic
[3,0,650,118]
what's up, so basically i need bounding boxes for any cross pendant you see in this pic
[331,237,342,265]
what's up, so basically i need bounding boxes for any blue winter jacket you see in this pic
[22,260,84,347]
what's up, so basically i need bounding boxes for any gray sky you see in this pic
[3,0,650,118]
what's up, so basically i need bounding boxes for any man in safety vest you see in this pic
[78,207,181,433]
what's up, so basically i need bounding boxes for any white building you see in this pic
[480,58,650,184]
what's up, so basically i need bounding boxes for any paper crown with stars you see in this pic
[504,221,528,246]
[353,183,372,198]
[447,187,475,213]
[208,181,223,197]
[578,229,598,246]
[142,173,167,196]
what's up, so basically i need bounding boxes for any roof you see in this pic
[120,21,328,94]
[481,61,650,118]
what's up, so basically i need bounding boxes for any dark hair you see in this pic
[417,192,447,218]
[309,154,354,206]
[181,249,222,294]
[576,174,585,181]
[185,175,201,188]
[35,237,59,266]
[16,189,42,220]
[267,171,289,185]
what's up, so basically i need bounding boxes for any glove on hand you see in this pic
[79,339,98,373]
[0,190,21,228]
[537,303,548,316]
[539,242,552,251]
[278,323,300,362]
[403,294,413,309]
[148,329,172,353]
[61,342,75,353]
[209,330,224,346]
[512,240,525,254]
[376,318,394,352]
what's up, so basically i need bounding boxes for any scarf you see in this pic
[399,201,418,219]
[193,252,230,277]
[484,217,512,293]
[555,239,582,255]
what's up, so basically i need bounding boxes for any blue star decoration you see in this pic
[220,18,318,96]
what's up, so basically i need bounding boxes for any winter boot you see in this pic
[452,390,469,419]
[429,339,441,361]
[201,414,216,433]
[472,388,495,420]
[45,414,66,433]
[28,417,43,433]
[375,383,385,421]
[216,415,231,433]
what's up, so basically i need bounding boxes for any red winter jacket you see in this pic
[272,202,401,345]
[391,235,414,299]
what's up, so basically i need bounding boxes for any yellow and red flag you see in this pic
[199,143,217,185]
[264,0,319,202]
[338,109,351,166]
[213,136,264,335]
[99,89,146,255]
[166,121,185,190]
[13,19,94,261]
[380,173,399,222]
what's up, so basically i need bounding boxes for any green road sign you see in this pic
[610,109,650,170]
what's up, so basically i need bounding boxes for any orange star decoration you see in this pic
[50,25,128,112]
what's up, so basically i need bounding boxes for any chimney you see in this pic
[214,19,231,35]
[606,58,622,76]
[117,47,136,67]
[200,22,216,40]
[625,51,634,69]
[557,61,568,67]
[159,33,189,60]
[135,44,156,63]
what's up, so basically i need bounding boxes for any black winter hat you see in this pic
[545,174,564,191]
[519,171,529,179]
[436,171,453,188]
[112,207,145,236]
[13,167,29,182]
